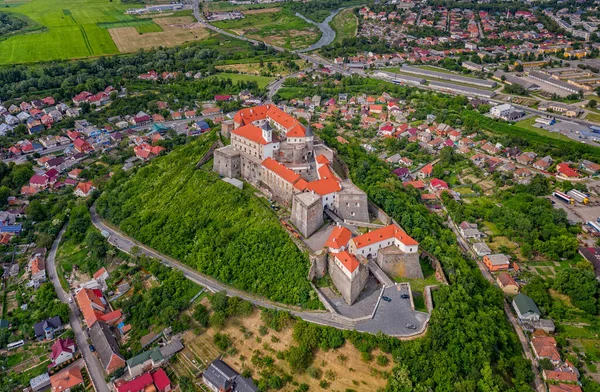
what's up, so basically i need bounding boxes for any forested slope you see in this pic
[96,133,320,309]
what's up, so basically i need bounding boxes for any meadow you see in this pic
[211,72,275,88]
[211,9,320,50]
[330,7,358,45]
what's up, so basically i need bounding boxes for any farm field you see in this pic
[109,16,210,53]
[211,72,275,88]
[211,10,320,50]
[330,7,358,44]
[0,0,141,64]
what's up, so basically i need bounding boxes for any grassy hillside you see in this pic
[96,133,320,309]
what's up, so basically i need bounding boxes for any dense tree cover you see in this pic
[444,177,579,259]
[0,36,290,101]
[316,126,532,391]
[0,12,26,36]
[97,132,321,308]
[117,256,200,354]
[0,161,34,194]
[321,36,395,58]
[554,268,599,314]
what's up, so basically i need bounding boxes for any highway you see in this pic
[46,225,110,392]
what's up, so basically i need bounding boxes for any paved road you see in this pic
[46,225,110,392]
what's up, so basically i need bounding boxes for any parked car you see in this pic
[89,345,95,352]
[405,324,416,330]
[400,294,410,299]
[381,296,391,302]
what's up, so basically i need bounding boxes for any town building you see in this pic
[33,316,63,340]
[50,338,77,367]
[483,253,510,271]
[50,367,83,392]
[513,293,541,321]
[496,272,519,295]
[89,321,126,374]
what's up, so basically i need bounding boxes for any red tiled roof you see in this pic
[543,370,578,382]
[231,124,270,145]
[557,163,579,178]
[335,251,360,273]
[549,384,582,392]
[316,154,330,165]
[261,157,301,184]
[50,367,83,392]
[325,226,353,249]
[152,369,171,391]
[75,181,94,196]
[351,224,418,248]
[305,178,341,196]
[116,372,153,392]
[93,267,107,280]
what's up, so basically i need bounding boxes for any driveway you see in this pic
[46,225,110,392]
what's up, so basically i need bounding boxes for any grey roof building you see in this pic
[512,293,541,322]
[203,359,258,392]
[30,373,51,392]
[33,316,62,340]
[89,321,125,374]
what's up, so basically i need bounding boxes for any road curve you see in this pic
[46,225,110,392]
[89,205,356,329]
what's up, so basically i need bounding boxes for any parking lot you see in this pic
[356,284,429,336]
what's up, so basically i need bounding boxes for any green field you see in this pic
[98,19,162,33]
[211,72,275,88]
[515,116,575,142]
[211,10,320,50]
[0,0,143,64]
[330,7,357,44]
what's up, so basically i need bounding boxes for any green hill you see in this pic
[96,133,320,309]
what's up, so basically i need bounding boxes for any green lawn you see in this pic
[0,0,144,64]
[211,10,320,50]
[585,111,600,125]
[211,72,275,88]
[330,7,357,44]
[417,65,481,79]
[514,116,574,142]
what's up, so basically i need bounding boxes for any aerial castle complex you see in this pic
[215,105,422,305]
[214,104,369,237]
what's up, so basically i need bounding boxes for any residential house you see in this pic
[418,164,433,178]
[73,138,94,153]
[134,143,166,161]
[75,288,121,328]
[33,316,63,340]
[548,385,582,392]
[50,367,83,392]
[30,255,46,288]
[542,370,578,383]
[513,293,541,322]
[202,359,258,392]
[473,242,492,257]
[30,373,51,392]
[74,182,95,198]
[496,272,519,295]
[459,221,484,239]
[116,369,171,392]
[531,336,561,366]
[556,162,579,179]
[68,169,83,180]
[49,338,77,367]
[533,156,552,171]
[580,160,600,175]
[483,253,510,272]
[89,321,126,374]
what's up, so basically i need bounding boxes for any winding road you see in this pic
[89,206,429,336]
[46,226,110,392]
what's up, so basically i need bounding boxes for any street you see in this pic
[46,225,110,392]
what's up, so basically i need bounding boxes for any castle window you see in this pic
[356,202,360,207]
